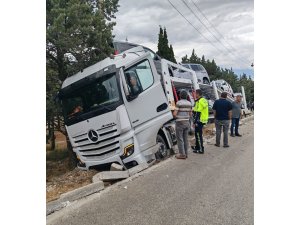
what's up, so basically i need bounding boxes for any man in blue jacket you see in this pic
[212,92,232,148]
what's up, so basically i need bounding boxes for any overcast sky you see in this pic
[113,0,254,77]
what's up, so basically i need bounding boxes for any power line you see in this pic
[192,0,251,64]
[180,0,250,66]
[167,0,229,61]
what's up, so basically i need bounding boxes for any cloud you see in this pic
[113,0,254,70]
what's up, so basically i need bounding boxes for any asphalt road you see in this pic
[47,119,254,225]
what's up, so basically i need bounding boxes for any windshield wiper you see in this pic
[96,103,114,111]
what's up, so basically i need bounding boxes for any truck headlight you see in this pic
[121,144,134,159]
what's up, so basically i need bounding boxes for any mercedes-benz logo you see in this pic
[88,129,98,142]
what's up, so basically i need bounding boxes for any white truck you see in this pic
[58,47,199,170]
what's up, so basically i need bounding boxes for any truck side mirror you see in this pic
[127,94,138,102]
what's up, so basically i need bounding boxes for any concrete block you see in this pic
[60,181,104,202]
[93,171,129,182]
[110,163,124,171]
[128,163,149,176]
[46,199,70,216]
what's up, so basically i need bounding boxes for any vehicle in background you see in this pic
[203,96,214,115]
[214,79,234,98]
[177,63,210,85]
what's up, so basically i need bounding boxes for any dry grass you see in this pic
[46,131,99,203]
[46,159,98,202]
[46,131,67,151]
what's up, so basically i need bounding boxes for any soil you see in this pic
[46,160,98,202]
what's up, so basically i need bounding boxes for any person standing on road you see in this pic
[212,92,232,148]
[230,94,242,137]
[192,89,209,154]
[173,90,193,159]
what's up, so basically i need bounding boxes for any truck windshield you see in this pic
[61,73,122,125]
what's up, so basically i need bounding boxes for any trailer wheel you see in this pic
[155,134,169,159]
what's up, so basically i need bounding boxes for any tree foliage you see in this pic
[46,0,119,150]
[47,0,119,81]
[156,26,177,63]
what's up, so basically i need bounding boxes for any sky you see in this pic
[113,0,254,78]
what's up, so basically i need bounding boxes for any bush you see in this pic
[46,149,69,161]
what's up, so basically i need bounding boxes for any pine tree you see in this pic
[47,0,119,81]
[169,44,177,63]
[157,26,164,57]
[201,55,206,64]
[189,49,200,63]
[162,27,169,58]
[211,59,217,75]
[181,54,190,63]
[157,26,176,63]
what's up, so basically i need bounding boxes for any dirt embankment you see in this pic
[46,160,98,202]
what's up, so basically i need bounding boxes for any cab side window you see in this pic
[124,60,154,96]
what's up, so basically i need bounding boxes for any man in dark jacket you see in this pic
[212,92,232,148]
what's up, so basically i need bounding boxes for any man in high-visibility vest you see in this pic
[192,89,209,154]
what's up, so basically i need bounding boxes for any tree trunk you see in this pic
[57,114,60,129]
[50,117,55,150]
[66,136,78,169]
[47,119,51,144]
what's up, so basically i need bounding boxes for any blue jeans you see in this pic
[231,118,240,135]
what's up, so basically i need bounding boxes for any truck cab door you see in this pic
[120,54,170,128]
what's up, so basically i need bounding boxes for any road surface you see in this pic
[47,119,253,225]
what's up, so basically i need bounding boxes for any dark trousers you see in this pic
[215,120,230,146]
[230,118,240,135]
[194,122,204,150]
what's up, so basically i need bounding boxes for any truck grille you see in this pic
[72,124,121,161]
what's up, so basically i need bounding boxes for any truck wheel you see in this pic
[155,134,169,159]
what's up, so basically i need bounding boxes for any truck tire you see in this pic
[155,134,169,159]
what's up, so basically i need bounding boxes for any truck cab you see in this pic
[58,47,173,170]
